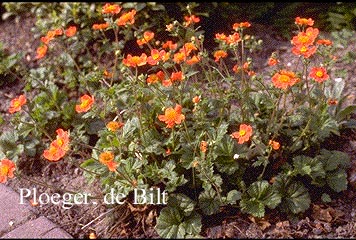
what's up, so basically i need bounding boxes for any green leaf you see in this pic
[274,175,311,214]
[198,188,221,215]
[327,169,348,192]
[240,180,281,217]
[337,105,356,121]
[318,149,350,171]
[226,190,241,205]
[321,193,331,203]
[292,155,325,180]
[168,193,195,217]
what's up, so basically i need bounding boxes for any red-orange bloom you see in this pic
[102,3,122,14]
[147,71,165,85]
[268,57,279,66]
[269,140,281,150]
[226,32,241,44]
[0,159,16,183]
[230,124,253,144]
[192,96,200,104]
[75,94,95,113]
[158,104,185,128]
[232,21,251,30]
[65,26,77,37]
[309,67,329,83]
[214,50,228,62]
[35,45,48,59]
[43,128,70,162]
[295,17,314,26]
[8,94,26,114]
[181,42,198,55]
[173,52,186,64]
[316,39,333,46]
[106,121,124,131]
[92,22,110,30]
[200,141,208,153]
[184,14,200,26]
[116,9,136,26]
[147,49,166,65]
[292,44,317,58]
[99,151,117,172]
[122,53,147,67]
[291,27,319,46]
[170,71,184,82]
[215,33,227,41]
[272,70,300,90]
[162,40,177,51]
[186,55,201,65]
[137,31,155,46]
[327,98,338,105]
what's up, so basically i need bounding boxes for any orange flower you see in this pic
[225,32,241,44]
[170,71,184,82]
[230,124,253,144]
[65,26,77,37]
[102,3,122,14]
[8,94,26,114]
[106,121,124,131]
[272,70,300,90]
[269,140,281,150]
[137,31,155,46]
[147,49,166,65]
[99,151,117,172]
[181,42,198,56]
[122,53,147,67]
[99,151,114,164]
[92,22,110,30]
[54,28,63,36]
[162,40,177,51]
[215,33,227,41]
[291,44,317,58]
[43,129,70,162]
[184,14,200,26]
[35,45,48,59]
[268,57,279,66]
[214,50,228,62]
[116,9,136,26]
[158,104,185,128]
[192,96,200,104]
[200,141,208,153]
[186,55,200,65]
[327,98,338,105]
[0,159,16,183]
[146,71,165,85]
[309,67,329,83]
[316,39,333,46]
[173,51,186,64]
[40,36,52,45]
[75,94,94,113]
[103,70,113,78]
[232,21,251,30]
[295,17,314,26]
[165,148,171,155]
[291,27,319,46]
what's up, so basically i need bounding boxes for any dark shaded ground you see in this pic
[0,13,356,239]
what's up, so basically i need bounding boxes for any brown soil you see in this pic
[1,13,356,239]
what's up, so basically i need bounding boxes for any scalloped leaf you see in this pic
[198,188,221,215]
[327,168,348,192]
[168,193,195,217]
[274,175,311,214]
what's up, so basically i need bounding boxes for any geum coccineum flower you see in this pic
[272,70,300,90]
[0,159,16,183]
[214,50,228,62]
[184,14,200,26]
[232,21,251,30]
[92,22,109,30]
[122,53,147,67]
[75,94,94,113]
[230,124,253,144]
[43,128,70,162]
[35,45,48,59]
[147,49,169,66]
[116,9,136,26]
[102,3,122,14]
[99,151,117,172]
[295,17,314,26]
[65,26,77,37]
[158,104,185,129]
[146,71,165,85]
[309,67,329,83]
[106,121,124,132]
[8,94,26,114]
[137,31,154,46]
